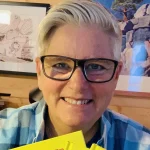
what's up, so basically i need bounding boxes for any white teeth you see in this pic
[85,100,88,104]
[72,100,76,104]
[81,101,85,105]
[64,98,90,105]
[77,101,82,105]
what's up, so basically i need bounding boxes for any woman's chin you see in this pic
[60,115,90,129]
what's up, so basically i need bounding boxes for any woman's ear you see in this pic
[115,61,123,80]
[35,57,43,91]
[35,57,42,76]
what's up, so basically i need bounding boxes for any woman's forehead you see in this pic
[46,24,113,59]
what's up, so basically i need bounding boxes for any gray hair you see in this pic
[38,0,122,60]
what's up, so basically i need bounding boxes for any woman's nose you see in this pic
[67,67,90,91]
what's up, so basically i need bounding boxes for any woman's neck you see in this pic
[45,112,100,143]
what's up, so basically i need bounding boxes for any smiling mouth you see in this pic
[61,97,93,105]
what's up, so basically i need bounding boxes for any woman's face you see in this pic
[36,24,122,129]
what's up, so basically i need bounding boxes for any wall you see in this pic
[0,0,150,129]
[110,95,150,128]
[0,75,37,107]
[0,74,150,128]
[1,0,61,5]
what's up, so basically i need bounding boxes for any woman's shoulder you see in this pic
[104,109,150,132]
[0,100,45,150]
[0,101,40,120]
[103,109,150,147]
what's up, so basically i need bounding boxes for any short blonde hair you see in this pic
[38,0,122,60]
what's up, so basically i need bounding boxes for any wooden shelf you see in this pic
[115,90,150,98]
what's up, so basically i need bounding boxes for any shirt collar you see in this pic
[97,110,111,149]
[32,99,46,143]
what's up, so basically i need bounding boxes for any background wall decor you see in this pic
[97,0,150,94]
[0,1,50,75]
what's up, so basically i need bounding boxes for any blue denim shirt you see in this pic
[0,99,150,150]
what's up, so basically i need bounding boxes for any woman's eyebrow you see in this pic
[46,57,72,62]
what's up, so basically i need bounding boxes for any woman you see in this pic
[0,0,150,150]
[36,0,122,146]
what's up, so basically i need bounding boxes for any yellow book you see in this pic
[90,144,105,150]
[81,144,105,150]
[10,131,87,150]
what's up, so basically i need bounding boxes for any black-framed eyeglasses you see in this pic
[40,55,118,83]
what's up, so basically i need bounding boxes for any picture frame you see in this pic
[96,0,150,95]
[0,1,50,76]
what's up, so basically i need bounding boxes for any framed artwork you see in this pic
[0,1,50,76]
[96,0,150,95]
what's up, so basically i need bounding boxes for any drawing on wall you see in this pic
[96,0,150,93]
[0,2,50,75]
[118,3,150,77]
[0,14,33,62]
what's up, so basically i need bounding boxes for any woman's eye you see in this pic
[53,63,70,69]
[87,64,105,70]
